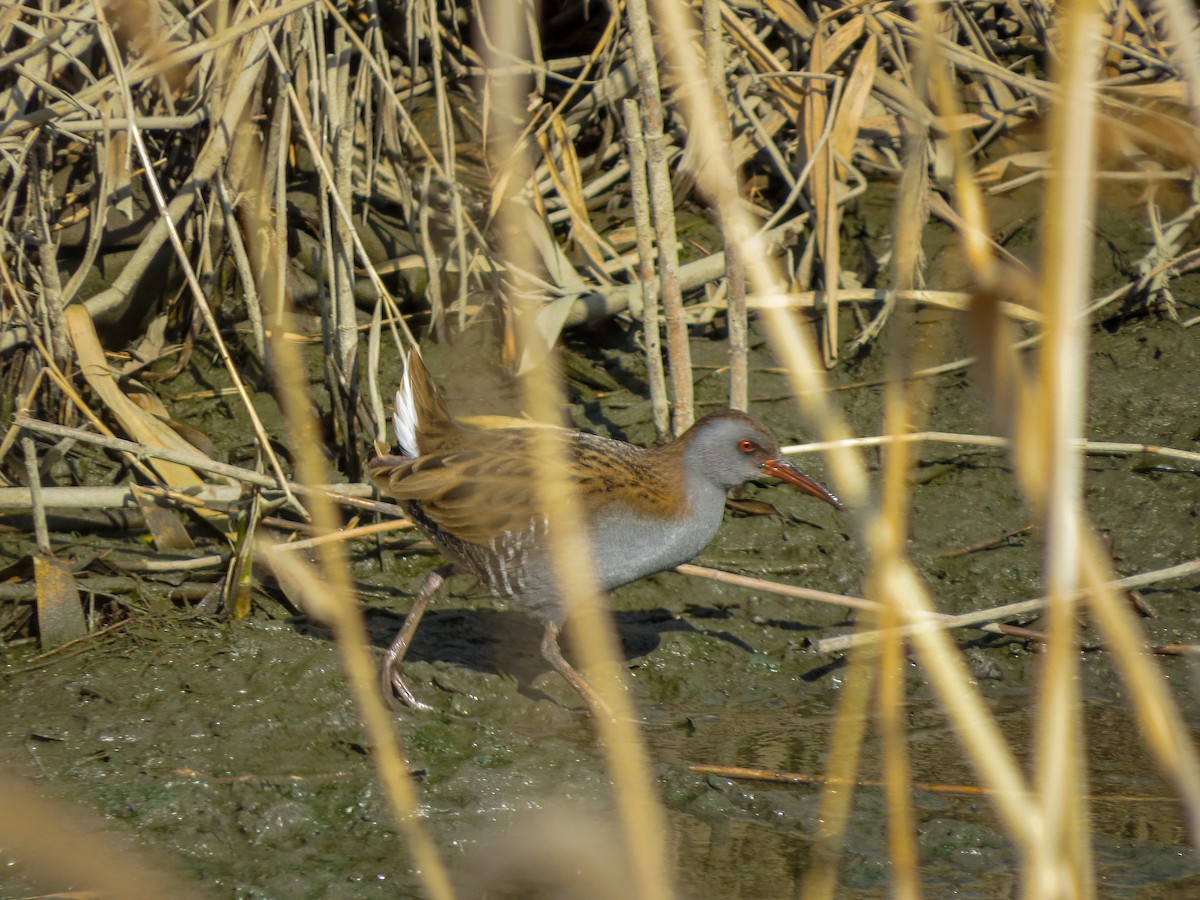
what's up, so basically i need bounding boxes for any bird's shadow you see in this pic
[360,605,736,701]
[295,587,826,704]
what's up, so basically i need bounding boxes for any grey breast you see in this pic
[587,475,728,593]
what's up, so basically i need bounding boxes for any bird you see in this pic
[367,349,844,713]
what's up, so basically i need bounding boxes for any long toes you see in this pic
[390,670,435,713]
[380,669,402,712]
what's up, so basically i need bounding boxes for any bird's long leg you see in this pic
[540,621,612,718]
[381,565,452,711]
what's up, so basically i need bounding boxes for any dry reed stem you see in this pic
[752,288,1041,323]
[0,769,206,900]
[0,482,264,511]
[818,557,1200,654]
[627,0,692,435]
[238,132,454,899]
[674,563,884,615]
[647,1,1049,889]
[423,0,455,335]
[689,763,1193,804]
[13,416,401,517]
[1032,4,1101,891]
[329,16,361,441]
[700,0,747,412]
[21,436,50,553]
[623,98,671,441]
[482,5,673,898]
[86,8,296,509]
[871,37,938,894]
[786,430,1200,467]
[803,24,843,367]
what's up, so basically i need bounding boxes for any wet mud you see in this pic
[3,206,1200,896]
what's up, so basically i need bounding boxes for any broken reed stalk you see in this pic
[21,437,50,553]
[701,0,748,412]
[12,416,400,518]
[818,557,1200,654]
[622,98,671,442]
[626,0,692,436]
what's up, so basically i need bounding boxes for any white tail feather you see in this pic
[393,356,420,457]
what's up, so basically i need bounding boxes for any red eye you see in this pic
[739,439,756,453]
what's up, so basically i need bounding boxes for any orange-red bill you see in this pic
[762,459,845,510]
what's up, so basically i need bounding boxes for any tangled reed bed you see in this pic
[3,1,1200,898]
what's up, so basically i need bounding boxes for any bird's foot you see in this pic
[381,663,435,713]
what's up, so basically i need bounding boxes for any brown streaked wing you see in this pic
[368,427,689,548]
[369,435,544,546]
[566,433,688,520]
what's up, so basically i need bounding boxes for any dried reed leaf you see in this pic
[125,388,171,419]
[761,0,816,41]
[65,305,208,486]
[33,553,87,648]
[976,150,1050,183]
[719,5,799,108]
[130,484,196,551]
[538,113,610,274]
[831,35,879,176]
[798,21,857,362]
[823,15,866,66]
[872,70,934,122]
